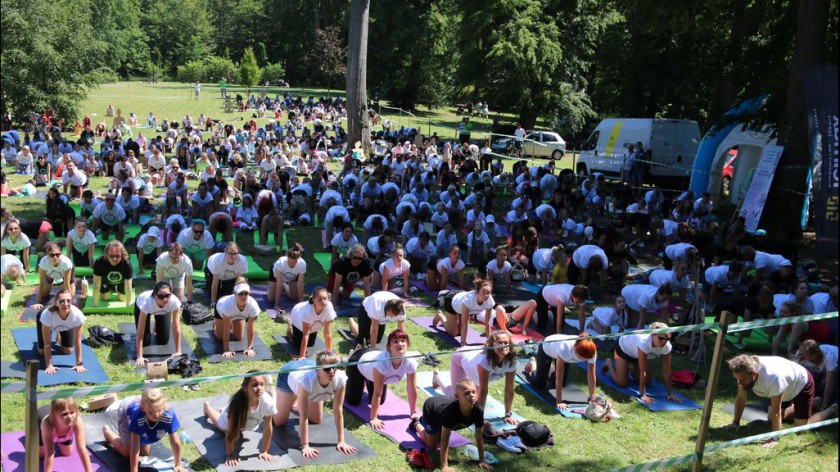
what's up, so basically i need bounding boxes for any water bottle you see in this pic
[81,277,89,298]
[178,430,192,444]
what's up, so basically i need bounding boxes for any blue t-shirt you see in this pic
[126,400,180,445]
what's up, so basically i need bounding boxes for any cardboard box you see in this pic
[84,393,117,411]
[147,361,168,380]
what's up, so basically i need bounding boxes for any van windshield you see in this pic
[584,131,600,151]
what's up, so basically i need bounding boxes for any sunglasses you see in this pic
[156,293,171,300]
[193,230,203,235]
[658,336,671,342]
[351,256,363,261]
[56,299,72,305]
[321,366,337,372]
[226,252,239,256]
[49,253,61,258]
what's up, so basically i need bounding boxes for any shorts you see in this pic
[100,282,126,295]
[277,359,315,393]
[613,342,638,365]
[38,221,53,235]
[426,258,438,272]
[419,415,440,436]
[781,371,815,421]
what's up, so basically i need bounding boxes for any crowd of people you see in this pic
[1,97,838,471]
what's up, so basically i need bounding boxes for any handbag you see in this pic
[510,263,527,282]
[583,394,613,422]
[181,302,213,325]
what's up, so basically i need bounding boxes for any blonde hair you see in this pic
[104,240,129,261]
[141,388,167,408]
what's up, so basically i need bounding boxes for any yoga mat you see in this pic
[580,360,702,411]
[272,333,326,359]
[190,322,273,363]
[313,252,333,273]
[492,285,539,309]
[521,281,542,294]
[1,288,11,314]
[706,316,774,351]
[720,402,770,424]
[171,394,295,472]
[344,390,471,450]
[1,327,109,386]
[117,322,197,366]
[83,410,192,472]
[83,290,136,314]
[414,371,526,431]
[337,328,388,350]
[271,412,376,467]
[410,316,486,346]
[335,294,364,318]
[0,430,111,472]
[513,361,587,419]
[244,256,270,280]
[24,270,42,285]
[504,323,545,345]
[19,287,84,321]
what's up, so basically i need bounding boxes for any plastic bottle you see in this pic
[81,277,89,298]
[178,430,192,444]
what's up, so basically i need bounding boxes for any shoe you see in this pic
[418,449,435,470]
[274,309,291,324]
[409,286,420,295]
[421,353,442,367]
[496,436,523,453]
[406,448,435,469]
[415,273,425,280]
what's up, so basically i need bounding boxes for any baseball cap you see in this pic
[234,283,251,294]
[147,227,161,238]
[755,229,767,236]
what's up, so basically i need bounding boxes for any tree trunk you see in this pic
[518,106,538,130]
[761,0,829,242]
[346,0,371,154]
[311,0,322,84]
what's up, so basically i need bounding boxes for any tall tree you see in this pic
[346,0,371,152]
[141,0,212,72]
[239,47,262,92]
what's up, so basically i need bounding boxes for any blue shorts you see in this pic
[420,416,439,436]
[277,359,315,393]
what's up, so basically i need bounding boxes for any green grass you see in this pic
[0,82,836,472]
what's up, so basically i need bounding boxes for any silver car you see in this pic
[521,130,566,159]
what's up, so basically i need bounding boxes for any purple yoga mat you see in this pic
[249,284,299,311]
[1,430,111,472]
[410,316,486,346]
[344,390,471,450]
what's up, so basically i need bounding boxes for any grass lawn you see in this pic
[0,82,835,472]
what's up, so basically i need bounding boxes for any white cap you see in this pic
[584,226,594,241]
[147,226,161,238]
[234,283,251,294]
[485,214,495,223]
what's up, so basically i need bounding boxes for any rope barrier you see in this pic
[2,311,835,401]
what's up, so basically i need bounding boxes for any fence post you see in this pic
[692,311,733,472]
[24,360,39,472]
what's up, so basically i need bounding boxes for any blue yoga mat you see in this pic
[1,327,109,386]
[513,361,586,419]
[521,281,543,294]
[579,360,701,412]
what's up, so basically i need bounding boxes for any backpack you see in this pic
[167,354,203,378]
[671,369,698,388]
[510,263,527,282]
[515,421,553,448]
[181,302,213,325]
[87,326,123,348]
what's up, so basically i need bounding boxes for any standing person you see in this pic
[155,243,193,303]
[327,244,373,307]
[30,289,87,375]
[287,287,336,359]
[602,322,682,405]
[65,218,96,269]
[273,351,357,459]
[194,81,201,100]
[133,281,182,366]
[214,281,261,358]
[206,242,248,306]
[204,371,278,467]
[348,291,406,348]
[523,333,598,409]
[102,389,188,472]
[36,242,75,305]
[723,355,838,444]
[92,241,134,308]
[40,398,94,472]
[269,244,307,309]
[218,77,227,99]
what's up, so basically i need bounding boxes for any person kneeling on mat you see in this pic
[348,292,406,349]
[585,295,629,334]
[328,244,372,308]
[346,329,419,429]
[133,281,182,367]
[40,398,94,472]
[92,240,134,308]
[409,378,491,471]
[214,280,260,358]
[288,287,336,359]
[206,242,248,307]
[102,388,187,472]
[524,333,598,410]
[269,243,307,308]
[135,226,163,277]
[36,242,75,305]
[31,288,87,375]
[432,279,506,346]
[723,354,838,447]
[273,350,357,459]
[434,330,519,426]
[65,218,96,270]
[204,370,278,467]
[155,243,193,303]
[602,322,681,405]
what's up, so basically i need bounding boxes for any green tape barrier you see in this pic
[727,311,838,332]
[602,453,696,472]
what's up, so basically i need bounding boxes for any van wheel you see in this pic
[722,176,731,197]
[552,150,563,160]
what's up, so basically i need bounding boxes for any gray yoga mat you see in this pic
[514,360,589,419]
[118,322,198,366]
[190,321,274,363]
[84,408,193,471]
[271,412,376,467]
[170,394,295,472]
[272,333,326,359]
[720,402,770,424]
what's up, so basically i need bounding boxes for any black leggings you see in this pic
[36,316,76,351]
[355,305,386,346]
[529,344,569,389]
[133,303,172,346]
[345,347,388,406]
[567,260,582,284]
[291,325,318,350]
[534,290,555,330]
[204,270,237,299]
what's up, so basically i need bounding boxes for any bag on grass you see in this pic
[87,325,123,347]
[583,394,613,423]
[671,369,697,388]
[510,263,527,282]
[515,421,553,448]
[181,302,212,325]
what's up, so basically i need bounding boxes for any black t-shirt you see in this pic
[93,257,133,288]
[422,396,484,431]
[331,257,373,284]
[17,218,44,240]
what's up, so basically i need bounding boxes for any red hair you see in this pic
[574,333,597,360]
[387,329,411,348]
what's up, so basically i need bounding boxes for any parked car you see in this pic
[491,130,566,159]
[721,148,737,196]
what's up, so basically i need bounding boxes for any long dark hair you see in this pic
[485,330,517,368]
[226,370,265,444]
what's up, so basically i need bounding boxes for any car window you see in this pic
[584,131,600,151]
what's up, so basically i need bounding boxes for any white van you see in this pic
[576,118,701,183]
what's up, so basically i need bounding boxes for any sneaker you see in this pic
[406,449,434,469]
[418,449,435,470]
[421,353,442,367]
[496,436,523,454]
[415,273,425,280]
[409,286,420,295]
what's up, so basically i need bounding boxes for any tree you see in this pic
[205,56,240,83]
[255,42,269,67]
[346,0,372,153]
[177,60,207,83]
[262,63,287,85]
[239,47,262,91]
[305,26,347,90]
[140,0,213,72]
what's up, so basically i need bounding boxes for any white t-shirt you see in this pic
[216,391,278,431]
[704,265,739,287]
[649,269,690,290]
[2,233,32,252]
[319,189,343,208]
[92,202,126,226]
[155,252,194,280]
[467,231,490,248]
[330,233,358,255]
[591,306,628,328]
[751,356,809,402]
[38,255,74,283]
[451,290,495,316]
[259,158,277,174]
[117,194,141,213]
[207,253,248,281]
[436,257,465,273]
[430,211,449,228]
[190,191,215,207]
[535,204,556,219]
[458,347,516,384]
[273,256,307,283]
[619,333,672,360]
[621,284,667,312]
[406,238,436,259]
[67,228,97,255]
[216,294,261,321]
[541,284,578,307]
[137,234,162,255]
[363,215,389,231]
[324,206,350,225]
[485,259,512,276]
[176,229,215,253]
[810,292,837,314]
[362,291,405,323]
[135,290,182,317]
[542,334,597,364]
[659,219,679,238]
[572,245,608,269]
[0,254,24,276]
[357,349,419,384]
[754,251,786,273]
[664,243,696,261]
[435,230,458,252]
[288,369,347,402]
[39,306,86,332]
[290,300,337,332]
[817,345,838,373]
[532,249,554,271]
[379,258,411,279]
[773,294,816,316]
[61,170,87,187]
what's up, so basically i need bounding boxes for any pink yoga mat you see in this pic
[344,390,471,450]
[1,430,110,472]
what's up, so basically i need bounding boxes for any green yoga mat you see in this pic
[313,252,333,273]
[82,290,137,314]
[72,248,102,277]
[0,289,11,314]
[245,230,288,249]
[244,256,269,280]
[95,225,143,246]
[706,316,774,351]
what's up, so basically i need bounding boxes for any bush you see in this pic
[177,60,206,83]
[261,62,286,85]
[204,56,239,83]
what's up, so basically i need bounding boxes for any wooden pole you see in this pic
[692,311,733,472]
[24,360,39,472]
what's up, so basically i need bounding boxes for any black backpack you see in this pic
[181,302,213,325]
[87,326,123,347]
[516,421,553,449]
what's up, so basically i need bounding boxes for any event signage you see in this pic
[739,145,784,232]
